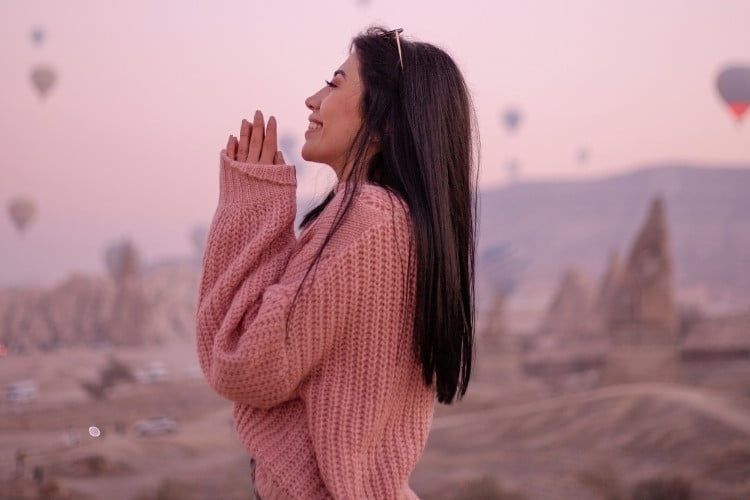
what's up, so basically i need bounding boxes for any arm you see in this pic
[196,149,298,408]
[197,112,301,407]
[197,166,402,408]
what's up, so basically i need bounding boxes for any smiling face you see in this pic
[301,52,366,178]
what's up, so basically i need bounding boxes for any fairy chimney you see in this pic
[475,295,521,384]
[602,196,680,384]
[596,251,624,317]
[608,196,678,340]
[591,250,625,332]
[538,267,596,338]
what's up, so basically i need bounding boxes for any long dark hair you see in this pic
[298,27,478,404]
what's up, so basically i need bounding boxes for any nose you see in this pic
[305,88,324,111]
[305,95,317,111]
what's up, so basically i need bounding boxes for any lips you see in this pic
[307,115,322,131]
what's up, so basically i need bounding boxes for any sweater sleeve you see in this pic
[196,152,405,409]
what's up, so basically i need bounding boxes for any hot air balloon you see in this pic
[480,244,524,297]
[30,27,45,46]
[30,65,57,98]
[7,198,37,233]
[279,134,298,164]
[280,132,309,178]
[504,158,520,183]
[104,240,141,283]
[716,65,750,123]
[189,225,209,260]
[576,147,589,166]
[501,108,522,133]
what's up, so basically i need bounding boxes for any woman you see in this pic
[196,27,478,499]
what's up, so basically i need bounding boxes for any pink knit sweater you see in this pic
[196,152,435,499]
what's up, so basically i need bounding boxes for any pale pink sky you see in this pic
[1,0,749,287]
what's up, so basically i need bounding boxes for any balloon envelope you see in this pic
[279,133,306,171]
[279,134,297,160]
[501,108,522,132]
[480,244,523,296]
[716,65,750,122]
[8,198,36,233]
[104,240,141,282]
[576,147,589,166]
[30,27,45,46]
[189,226,209,258]
[30,65,56,98]
[504,158,520,183]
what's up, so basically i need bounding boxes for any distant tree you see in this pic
[80,356,136,400]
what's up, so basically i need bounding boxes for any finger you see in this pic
[247,110,265,163]
[274,150,286,165]
[229,135,238,160]
[226,135,234,160]
[238,119,251,162]
[259,116,278,165]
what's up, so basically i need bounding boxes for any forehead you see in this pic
[337,51,361,80]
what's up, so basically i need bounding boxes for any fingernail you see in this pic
[255,110,261,119]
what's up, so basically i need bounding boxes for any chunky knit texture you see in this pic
[196,152,435,499]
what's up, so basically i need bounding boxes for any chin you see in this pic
[300,144,313,162]
[301,148,326,165]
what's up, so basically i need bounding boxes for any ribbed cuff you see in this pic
[218,150,297,205]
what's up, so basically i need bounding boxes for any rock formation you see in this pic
[523,267,606,392]
[595,250,625,325]
[537,267,597,339]
[474,295,522,385]
[601,196,680,384]
[0,264,199,353]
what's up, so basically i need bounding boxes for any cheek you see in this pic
[338,107,363,142]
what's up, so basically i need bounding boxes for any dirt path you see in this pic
[432,382,750,435]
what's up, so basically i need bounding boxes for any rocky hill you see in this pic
[0,264,198,353]
[2,165,748,354]
[478,165,750,300]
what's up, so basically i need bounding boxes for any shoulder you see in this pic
[310,183,413,258]
[348,183,410,226]
[339,183,411,235]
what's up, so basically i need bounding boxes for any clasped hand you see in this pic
[226,110,286,165]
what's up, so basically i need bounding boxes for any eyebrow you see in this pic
[333,69,346,78]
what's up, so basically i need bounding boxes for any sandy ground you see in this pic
[0,344,253,499]
[2,341,750,499]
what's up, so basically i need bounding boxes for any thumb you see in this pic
[274,150,286,165]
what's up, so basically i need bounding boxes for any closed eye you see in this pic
[325,80,336,88]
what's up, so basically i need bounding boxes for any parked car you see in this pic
[138,361,169,384]
[6,380,38,404]
[132,416,177,436]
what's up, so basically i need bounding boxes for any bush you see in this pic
[631,475,692,500]
[131,479,191,500]
[451,476,527,500]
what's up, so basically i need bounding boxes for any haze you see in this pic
[1,0,748,287]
